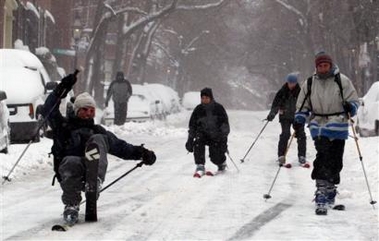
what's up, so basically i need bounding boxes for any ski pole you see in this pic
[80,161,144,205]
[240,120,269,163]
[263,132,295,200]
[100,161,144,194]
[348,115,377,209]
[226,150,240,172]
[2,70,79,185]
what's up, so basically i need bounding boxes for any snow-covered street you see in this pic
[1,110,378,241]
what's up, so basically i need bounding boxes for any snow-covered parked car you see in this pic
[0,91,10,153]
[356,81,379,137]
[182,91,200,110]
[145,84,181,115]
[0,49,53,143]
[101,84,164,125]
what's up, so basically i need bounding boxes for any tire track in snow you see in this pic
[227,202,292,241]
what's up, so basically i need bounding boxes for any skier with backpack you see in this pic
[293,52,359,215]
[42,72,156,225]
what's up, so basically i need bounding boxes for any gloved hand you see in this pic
[141,147,156,165]
[266,112,276,121]
[54,72,78,98]
[185,137,194,153]
[343,101,353,115]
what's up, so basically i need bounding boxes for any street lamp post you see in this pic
[72,13,82,69]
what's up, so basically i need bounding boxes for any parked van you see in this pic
[0,49,53,143]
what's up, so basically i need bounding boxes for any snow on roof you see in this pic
[26,1,40,19]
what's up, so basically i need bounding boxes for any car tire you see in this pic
[375,120,379,136]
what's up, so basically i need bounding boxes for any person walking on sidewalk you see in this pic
[267,73,307,166]
[105,71,133,125]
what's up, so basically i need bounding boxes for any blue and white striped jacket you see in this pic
[295,67,359,140]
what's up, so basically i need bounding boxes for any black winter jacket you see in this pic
[43,92,142,179]
[269,83,301,122]
[188,101,230,141]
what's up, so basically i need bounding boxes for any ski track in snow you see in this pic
[1,110,378,241]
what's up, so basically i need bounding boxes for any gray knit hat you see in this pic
[73,92,96,115]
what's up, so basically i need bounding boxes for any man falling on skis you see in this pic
[294,52,359,215]
[266,73,307,167]
[185,87,230,177]
[42,72,156,224]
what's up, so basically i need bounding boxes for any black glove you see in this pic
[141,147,156,165]
[185,137,194,153]
[54,72,78,98]
[343,101,353,115]
[266,112,275,121]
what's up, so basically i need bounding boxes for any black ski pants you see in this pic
[278,120,306,157]
[114,101,128,125]
[193,135,227,167]
[59,134,108,206]
[311,136,345,185]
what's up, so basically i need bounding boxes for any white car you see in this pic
[182,91,200,110]
[101,84,164,125]
[0,49,52,143]
[0,91,10,153]
[356,81,379,137]
[145,84,181,114]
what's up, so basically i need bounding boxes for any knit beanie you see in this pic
[73,92,96,115]
[286,73,298,84]
[315,51,333,67]
[200,87,213,100]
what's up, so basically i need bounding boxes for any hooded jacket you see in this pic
[295,66,359,140]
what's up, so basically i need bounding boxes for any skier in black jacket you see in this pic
[43,72,156,224]
[185,88,230,176]
[266,73,307,166]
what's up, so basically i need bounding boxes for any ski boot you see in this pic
[314,180,329,215]
[63,204,79,225]
[298,156,310,168]
[193,164,205,178]
[315,190,328,215]
[217,161,227,173]
[277,156,286,165]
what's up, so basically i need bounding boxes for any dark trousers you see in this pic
[311,137,345,184]
[278,120,306,157]
[193,136,227,167]
[58,134,108,205]
[114,101,128,125]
